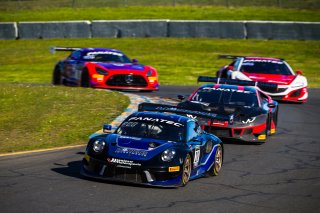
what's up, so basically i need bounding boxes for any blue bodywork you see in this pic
[81,111,223,187]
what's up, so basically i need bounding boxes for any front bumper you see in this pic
[264,87,308,103]
[81,155,182,187]
[205,123,268,142]
[90,74,159,91]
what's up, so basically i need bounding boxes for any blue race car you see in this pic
[81,103,224,187]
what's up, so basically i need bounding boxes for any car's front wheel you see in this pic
[81,68,91,87]
[208,144,223,176]
[181,154,192,186]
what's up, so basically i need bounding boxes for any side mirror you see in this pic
[132,59,138,64]
[103,124,113,133]
[296,70,303,75]
[227,65,234,71]
[267,103,276,108]
[177,95,185,101]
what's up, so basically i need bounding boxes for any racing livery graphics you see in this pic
[51,47,159,91]
[177,76,279,142]
[216,55,308,102]
[81,107,223,187]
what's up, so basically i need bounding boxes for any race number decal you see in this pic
[194,147,200,167]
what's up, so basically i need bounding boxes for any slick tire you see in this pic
[52,66,61,85]
[181,154,192,187]
[208,144,223,176]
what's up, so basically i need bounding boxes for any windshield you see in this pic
[82,51,131,63]
[240,60,292,75]
[191,87,258,107]
[116,117,185,142]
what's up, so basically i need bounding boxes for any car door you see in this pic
[63,50,85,84]
[186,121,208,168]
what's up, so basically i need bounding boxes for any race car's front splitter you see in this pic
[205,123,269,142]
[81,155,183,187]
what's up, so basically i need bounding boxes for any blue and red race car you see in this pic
[177,76,279,142]
[81,103,223,187]
[51,47,159,91]
[216,55,308,102]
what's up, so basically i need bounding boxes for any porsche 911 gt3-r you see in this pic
[81,104,223,187]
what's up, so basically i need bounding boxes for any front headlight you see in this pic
[146,69,153,77]
[95,67,108,75]
[291,77,307,88]
[93,140,106,153]
[161,148,176,162]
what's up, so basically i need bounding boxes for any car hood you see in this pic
[178,101,261,117]
[242,72,295,85]
[95,62,146,71]
[106,134,175,161]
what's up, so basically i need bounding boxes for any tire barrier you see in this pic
[1,20,319,40]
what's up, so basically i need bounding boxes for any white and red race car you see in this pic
[216,55,308,103]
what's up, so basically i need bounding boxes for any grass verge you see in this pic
[1,6,320,22]
[0,83,129,154]
[0,38,319,87]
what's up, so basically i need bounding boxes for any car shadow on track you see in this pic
[221,138,264,145]
[51,154,174,189]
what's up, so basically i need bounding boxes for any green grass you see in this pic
[0,38,319,87]
[1,6,320,22]
[0,83,129,153]
[1,0,319,10]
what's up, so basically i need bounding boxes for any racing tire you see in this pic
[181,154,192,187]
[52,66,61,85]
[266,114,272,136]
[208,144,223,176]
[81,68,91,87]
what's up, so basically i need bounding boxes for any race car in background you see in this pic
[81,103,223,187]
[216,55,308,102]
[176,76,279,142]
[51,47,159,91]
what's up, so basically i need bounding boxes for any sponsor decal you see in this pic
[128,117,184,127]
[86,51,123,57]
[107,158,141,167]
[186,114,197,119]
[115,147,148,157]
[243,59,283,64]
[242,117,256,124]
[168,166,180,172]
[200,87,251,94]
[193,146,201,167]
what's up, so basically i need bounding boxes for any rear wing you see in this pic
[218,54,284,61]
[218,55,245,59]
[198,76,278,92]
[138,102,232,126]
[50,46,82,54]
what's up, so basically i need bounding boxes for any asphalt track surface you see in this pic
[1,87,320,213]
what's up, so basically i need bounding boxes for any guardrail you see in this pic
[1,20,319,40]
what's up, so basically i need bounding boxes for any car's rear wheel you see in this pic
[81,68,91,87]
[181,154,192,187]
[208,144,223,176]
[52,66,61,85]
